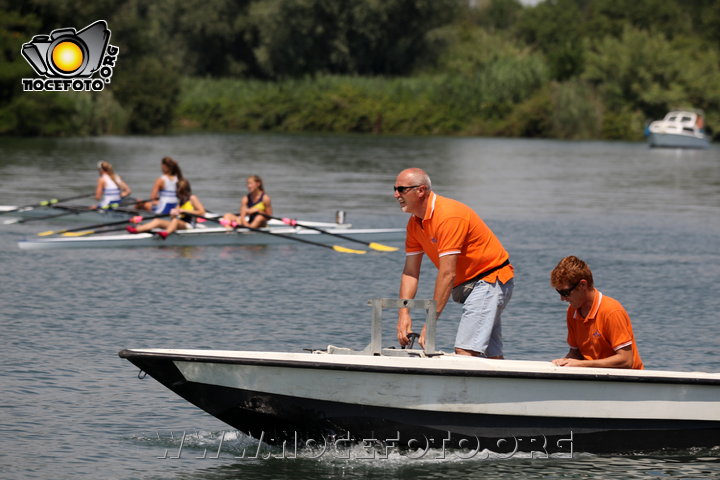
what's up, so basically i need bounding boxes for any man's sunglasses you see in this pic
[556,280,581,297]
[393,185,422,194]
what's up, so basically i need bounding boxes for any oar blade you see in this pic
[368,242,398,252]
[332,245,366,254]
[62,230,94,237]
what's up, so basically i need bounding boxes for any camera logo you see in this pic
[21,20,119,92]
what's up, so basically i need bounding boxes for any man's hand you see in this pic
[418,324,427,348]
[398,254,422,347]
[553,346,634,369]
[397,309,413,346]
[552,357,583,367]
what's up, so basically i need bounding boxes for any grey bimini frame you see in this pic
[324,298,439,357]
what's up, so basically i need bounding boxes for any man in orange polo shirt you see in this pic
[550,256,643,369]
[394,168,514,358]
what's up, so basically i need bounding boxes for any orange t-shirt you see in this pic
[566,291,644,369]
[405,193,513,287]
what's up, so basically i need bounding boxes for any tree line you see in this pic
[1,0,719,139]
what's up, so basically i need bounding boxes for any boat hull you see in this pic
[119,349,720,453]
[18,227,405,250]
[648,132,710,149]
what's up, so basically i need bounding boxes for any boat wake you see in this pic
[129,428,581,464]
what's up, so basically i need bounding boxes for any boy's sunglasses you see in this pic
[556,280,581,297]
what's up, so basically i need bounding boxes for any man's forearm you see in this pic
[433,266,455,317]
[399,273,419,300]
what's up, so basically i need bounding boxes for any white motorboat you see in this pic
[18,221,405,250]
[647,110,711,148]
[119,299,720,454]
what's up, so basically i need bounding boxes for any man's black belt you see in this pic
[466,259,511,284]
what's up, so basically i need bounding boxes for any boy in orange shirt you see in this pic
[550,256,643,369]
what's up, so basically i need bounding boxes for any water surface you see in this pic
[1,134,719,479]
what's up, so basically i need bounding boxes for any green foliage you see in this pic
[583,26,720,127]
[99,0,182,133]
[111,57,180,134]
[2,0,720,139]
[172,0,260,77]
[249,0,459,78]
[177,63,549,137]
[486,80,601,139]
[473,0,523,31]
[71,90,129,135]
[583,0,692,40]
[0,3,127,136]
[601,108,646,141]
[0,9,40,104]
[548,80,602,139]
[515,0,585,80]
[177,75,482,135]
[0,92,126,136]
[438,52,549,122]
[493,86,553,138]
[683,0,720,48]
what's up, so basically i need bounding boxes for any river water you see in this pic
[1,134,719,479]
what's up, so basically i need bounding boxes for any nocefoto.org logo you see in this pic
[21,20,119,92]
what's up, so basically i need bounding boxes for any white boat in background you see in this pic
[18,221,404,250]
[120,299,720,454]
[647,110,711,148]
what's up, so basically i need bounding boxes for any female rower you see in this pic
[95,161,131,208]
[221,174,273,229]
[127,178,205,239]
[139,156,183,214]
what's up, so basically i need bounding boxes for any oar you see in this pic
[105,198,156,213]
[26,200,155,229]
[260,213,398,252]
[62,224,143,237]
[6,196,148,224]
[38,213,165,237]
[7,205,95,224]
[0,193,93,215]
[187,213,366,254]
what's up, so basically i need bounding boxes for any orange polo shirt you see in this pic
[566,291,644,369]
[405,193,513,287]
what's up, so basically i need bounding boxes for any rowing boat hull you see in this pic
[18,226,405,250]
[119,348,720,453]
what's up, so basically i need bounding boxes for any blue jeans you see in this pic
[455,278,514,357]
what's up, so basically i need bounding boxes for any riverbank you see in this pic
[0,74,699,142]
[174,75,633,141]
